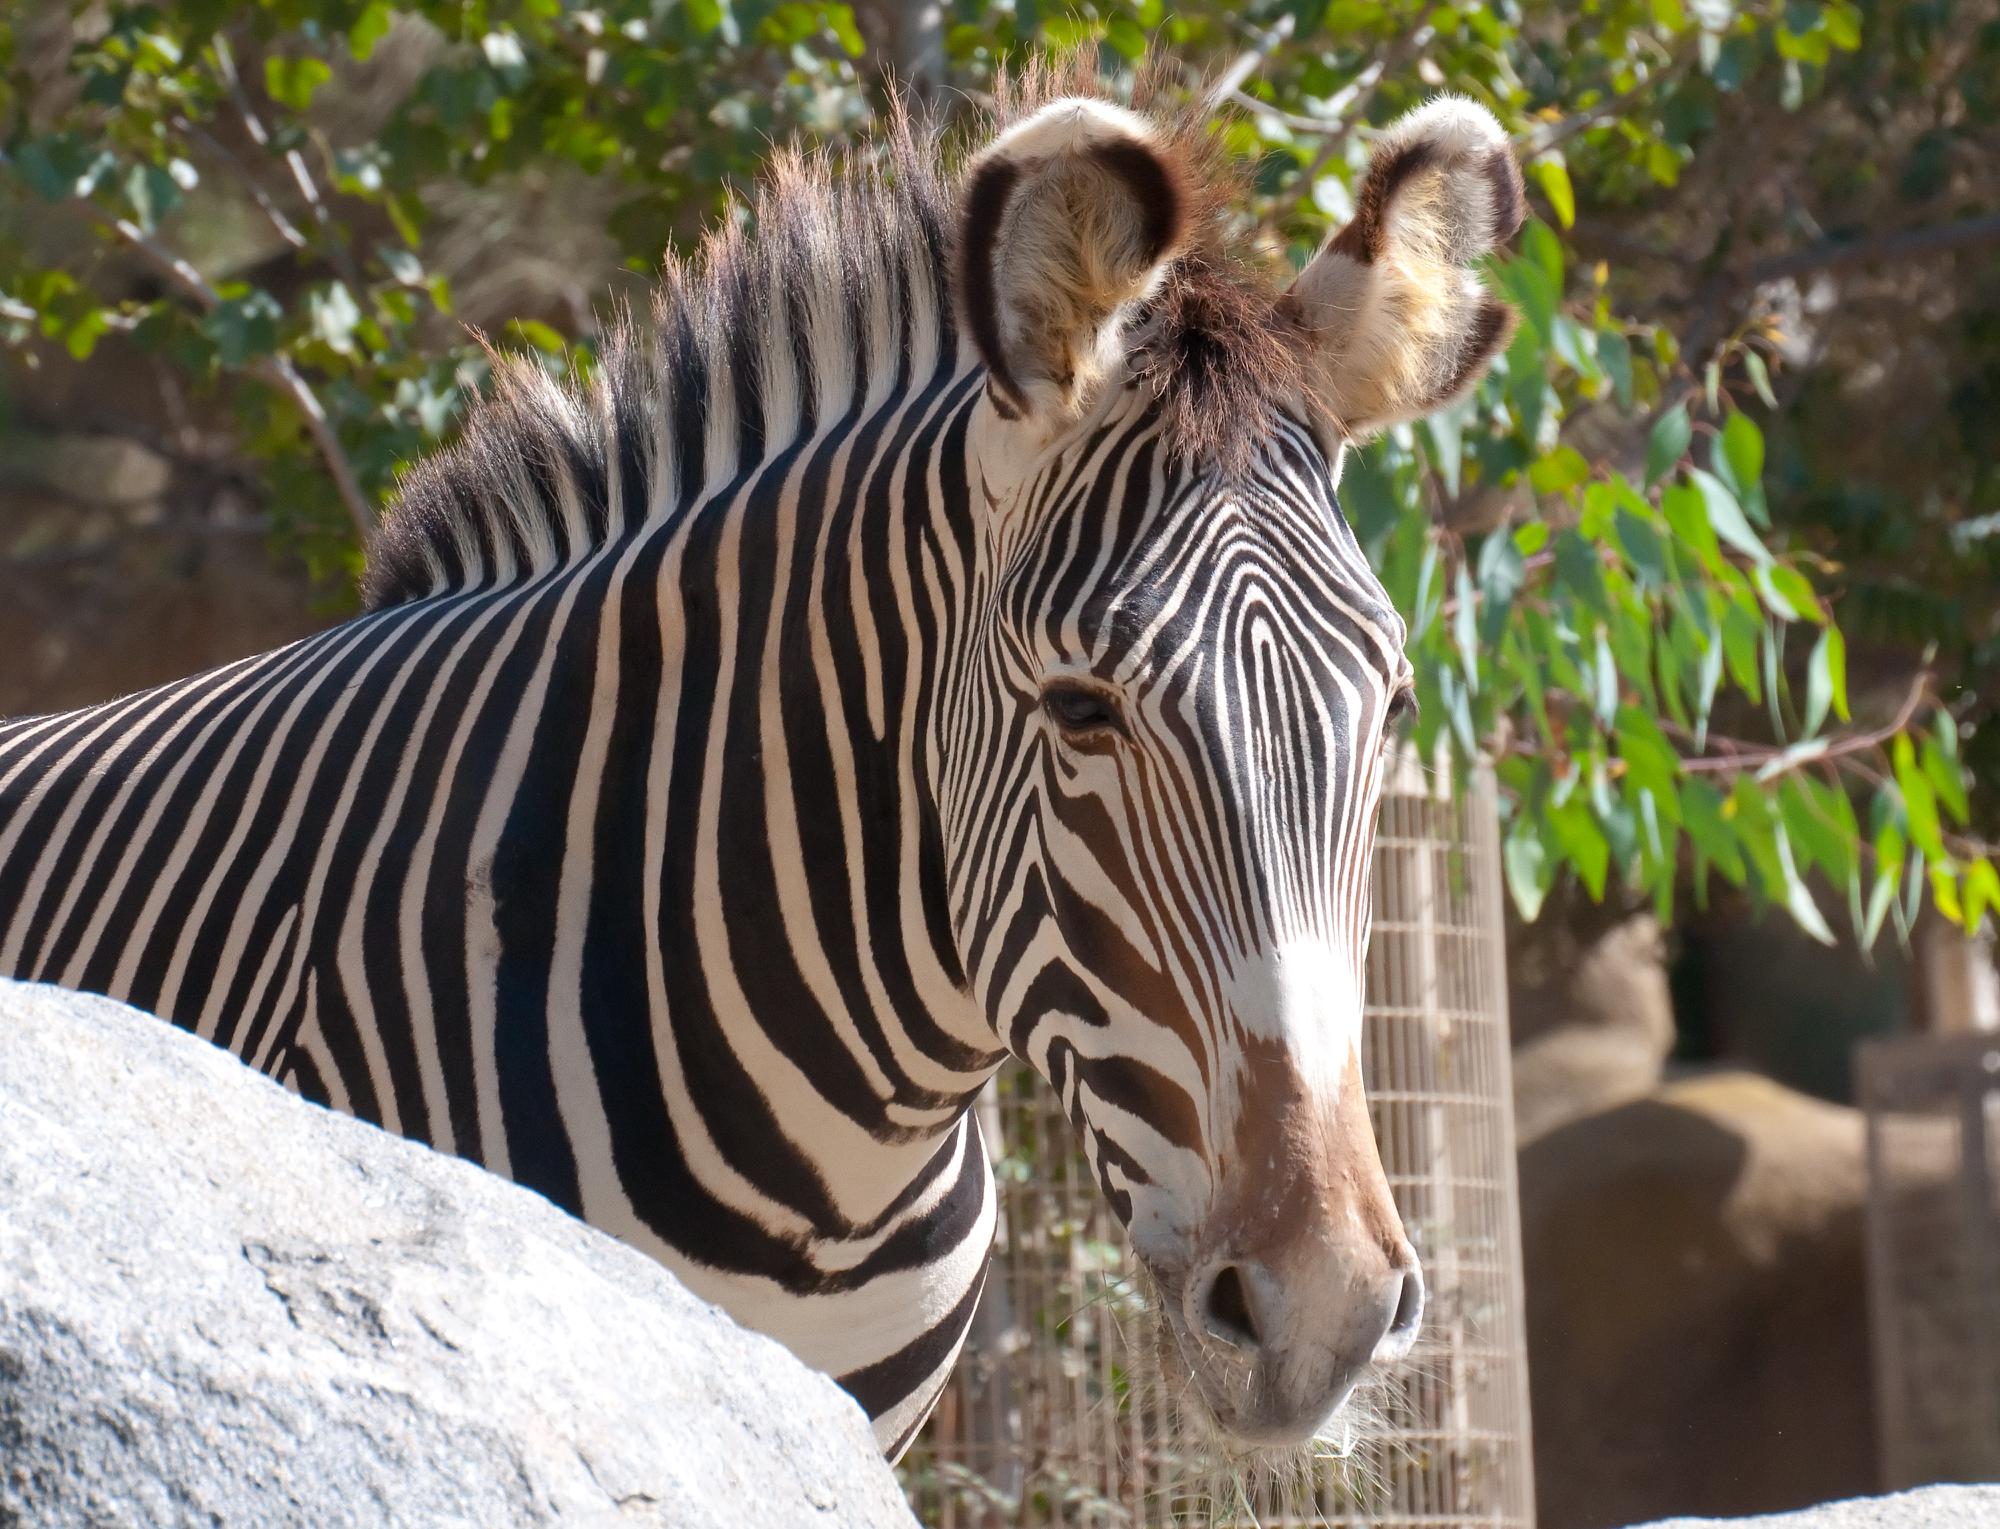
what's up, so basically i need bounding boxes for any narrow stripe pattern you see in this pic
[0,132,1407,1456]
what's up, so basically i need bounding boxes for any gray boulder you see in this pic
[1624,1483,2000,1528]
[0,979,917,1529]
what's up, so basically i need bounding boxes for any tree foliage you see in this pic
[2,0,1993,942]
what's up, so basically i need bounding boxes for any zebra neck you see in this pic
[575,356,1007,1234]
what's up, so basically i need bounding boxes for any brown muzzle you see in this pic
[1152,1040,1420,1447]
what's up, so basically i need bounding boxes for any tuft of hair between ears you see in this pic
[978,57,1314,474]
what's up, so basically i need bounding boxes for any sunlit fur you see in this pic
[0,68,1517,1460]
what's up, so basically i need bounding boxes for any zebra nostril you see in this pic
[1198,1263,1262,1351]
[1379,1264,1425,1359]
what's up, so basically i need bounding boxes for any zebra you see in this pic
[0,70,1523,1458]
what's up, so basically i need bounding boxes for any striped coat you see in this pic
[0,74,1522,1455]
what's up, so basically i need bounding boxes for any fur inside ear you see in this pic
[957,98,1192,419]
[1285,95,1526,440]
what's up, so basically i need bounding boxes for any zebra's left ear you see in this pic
[957,98,1192,423]
[1284,96,1527,442]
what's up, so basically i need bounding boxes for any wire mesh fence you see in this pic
[1859,1029,2000,1489]
[902,757,1535,1527]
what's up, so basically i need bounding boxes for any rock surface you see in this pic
[1624,1484,2000,1528]
[1507,887,1676,1143]
[0,979,917,1529]
[1520,1070,1877,1529]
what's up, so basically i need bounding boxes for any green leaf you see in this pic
[1530,155,1575,230]
[1597,329,1633,408]
[62,307,109,360]
[1682,778,1746,885]
[1804,626,1846,735]
[1931,867,1963,928]
[1720,597,1764,702]
[125,162,185,232]
[1496,253,1558,346]
[1529,444,1590,495]
[1717,411,1769,527]
[203,289,283,366]
[1104,16,1147,59]
[1453,562,1479,692]
[1779,775,1854,890]
[1688,468,1774,564]
[1475,530,1525,644]
[1776,822,1837,945]
[309,282,363,354]
[265,55,333,112]
[1753,562,1823,623]
[1503,815,1555,921]
[825,4,866,54]
[1614,505,1669,588]
[1744,350,1778,408]
[1661,480,1723,571]
[1592,627,1619,727]
[1645,403,1691,487]
[1695,622,1723,745]
[1554,530,1610,616]
[1862,856,1901,951]
[1522,218,1565,295]
[1720,406,1768,484]
[1549,795,1612,900]
[1921,734,1971,826]
[351,2,394,59]
[1893,734,1946,859]
[505,317,567,353]
[1615,704,1680,798]
[1965,859,2000,935]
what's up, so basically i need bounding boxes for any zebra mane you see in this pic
[362,67,1306,610]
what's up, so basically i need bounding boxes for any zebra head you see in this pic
[940,87,1524,1448]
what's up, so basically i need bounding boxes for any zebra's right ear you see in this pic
[957,98,1191,424]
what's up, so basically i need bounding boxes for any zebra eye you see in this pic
[1386,684,1419,728]
[1041,682,1126,739]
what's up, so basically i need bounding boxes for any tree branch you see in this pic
[1270,18,1435,225]
[0,295,140,333]
[1740,212,2000,288]
[1224,89,1355,137]
[210,34,365,296]
[1525,54,1695,157]
[179,120,312,256]
[1201,12,1296,116]
[88,209,377,550]
[1664,668,1931,780]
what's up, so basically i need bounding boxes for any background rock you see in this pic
[0,979,917,1529]
[1520,1071,1877,1529]
[1508,885,1677,1143]
[1622,1483,2000,1528]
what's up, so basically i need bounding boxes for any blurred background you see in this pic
[3,1,1997,1525]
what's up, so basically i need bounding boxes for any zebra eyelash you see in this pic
[1386,684,1419,728]
[1040,680,1129,741]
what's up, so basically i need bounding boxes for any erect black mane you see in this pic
[362,72,1304,611]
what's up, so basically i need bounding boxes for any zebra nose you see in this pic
[1180,1244,1421,1446]
[1192,1260,1263,1350]
[1375,1258,1424,1362]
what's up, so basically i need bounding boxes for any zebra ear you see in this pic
[1284,96,1526,441]
[957,98,1192,422]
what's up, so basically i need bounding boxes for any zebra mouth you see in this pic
[1138,1249,1397,1453]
